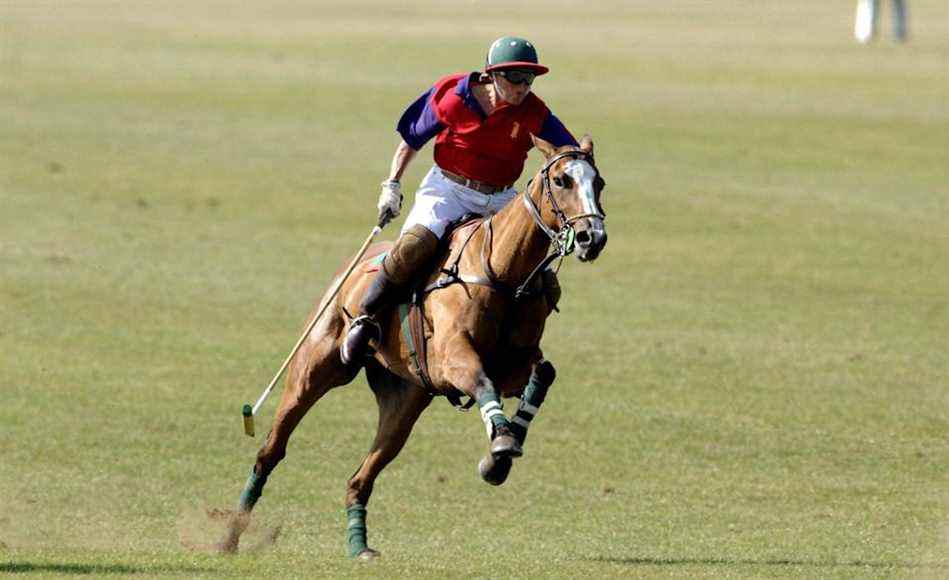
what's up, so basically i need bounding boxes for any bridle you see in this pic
[513,149,606,298]
[522,149,606,257]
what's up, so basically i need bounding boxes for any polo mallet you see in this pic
[242,214,393,437]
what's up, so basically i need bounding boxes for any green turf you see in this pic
[2,1,947,578]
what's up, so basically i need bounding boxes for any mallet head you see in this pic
[242,404,255,437]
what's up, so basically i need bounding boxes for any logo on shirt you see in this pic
[510,122,520,140]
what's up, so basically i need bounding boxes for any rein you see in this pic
[424,149,605,302]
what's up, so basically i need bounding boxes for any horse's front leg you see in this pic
[441,335,522,459]
[344,363,432,560]
[479,359,557,486]
[509,359,556,445]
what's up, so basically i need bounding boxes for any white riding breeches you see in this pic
[400,165,517,239]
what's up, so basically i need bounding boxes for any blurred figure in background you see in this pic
[855,0,908,43]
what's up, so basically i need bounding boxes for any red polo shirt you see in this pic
[397,72,577,187]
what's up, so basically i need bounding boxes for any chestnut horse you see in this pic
[222,135,607,559]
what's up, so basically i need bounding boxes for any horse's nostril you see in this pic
[575,230,591,246]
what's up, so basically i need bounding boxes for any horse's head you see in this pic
[529,134,607,262]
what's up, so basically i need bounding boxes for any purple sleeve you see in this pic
[538,112,579,147]
[396,88,444,150]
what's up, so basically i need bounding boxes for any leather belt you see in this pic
[440,169,512,195]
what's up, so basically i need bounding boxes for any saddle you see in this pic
[360,214,558,409]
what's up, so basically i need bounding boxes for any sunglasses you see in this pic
[495,69,536,86]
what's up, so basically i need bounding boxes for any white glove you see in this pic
[377,179,402,224]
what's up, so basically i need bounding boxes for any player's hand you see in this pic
[377,179,402,227]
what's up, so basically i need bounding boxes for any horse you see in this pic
[221,134,608,559]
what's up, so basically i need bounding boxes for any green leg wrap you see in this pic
[238,469,268,512]
[346,503,369,558]
[477,390,509,438]
[510,362,554,444]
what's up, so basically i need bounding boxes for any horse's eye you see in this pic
[552,176,564,188]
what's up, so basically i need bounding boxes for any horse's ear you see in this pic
[531,134,557,158]
[579,134,594,155]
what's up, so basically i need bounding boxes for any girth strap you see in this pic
[398,301,474,411]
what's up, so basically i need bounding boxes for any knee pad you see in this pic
[382,225,440,286]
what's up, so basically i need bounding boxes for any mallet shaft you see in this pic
[243,224,383,436]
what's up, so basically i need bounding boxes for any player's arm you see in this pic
[387,140,418,183]
[395,86,444,156]
[378,87,444,224]
[538,112,579,148]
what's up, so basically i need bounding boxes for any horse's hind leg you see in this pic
[220,322,355,553]
[345,362,431,560]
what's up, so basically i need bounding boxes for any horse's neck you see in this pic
[483,181,551,285]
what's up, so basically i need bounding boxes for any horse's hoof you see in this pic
[490,429,523,458]
[215,538,239,555]
[355,548,380,561]
[478,454,512,486]
[213,512,249,555]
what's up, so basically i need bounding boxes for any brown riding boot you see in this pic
[340,271,396,365]
[340,225,439,366]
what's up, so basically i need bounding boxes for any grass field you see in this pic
[2,1,948,578]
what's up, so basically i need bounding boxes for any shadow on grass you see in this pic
[589,557,948,569]
[0,562,218,575]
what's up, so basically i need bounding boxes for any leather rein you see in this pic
[424,149,606,301]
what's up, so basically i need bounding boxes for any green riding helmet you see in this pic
[484,36,549,75]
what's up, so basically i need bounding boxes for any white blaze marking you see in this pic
[564,159,597,215]
[564,159,606,236]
